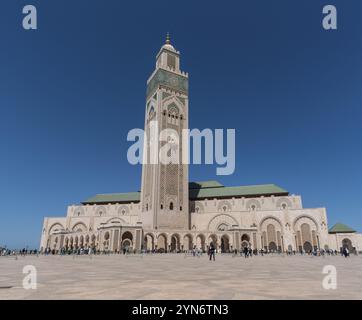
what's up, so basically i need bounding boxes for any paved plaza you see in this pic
[0,254,361,300]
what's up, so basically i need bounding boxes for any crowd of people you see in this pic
[0,247,39,256]
[206,243,356,261]
[0,245,355,259]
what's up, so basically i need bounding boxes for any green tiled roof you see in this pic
[189,181,224,189]
[189,183,288,200]
[81,181,288,204]
[329,223,356,234]
[82,192,141,204]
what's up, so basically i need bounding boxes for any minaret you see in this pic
[140,34,189,230]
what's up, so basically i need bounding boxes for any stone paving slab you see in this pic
[0,254,361,300]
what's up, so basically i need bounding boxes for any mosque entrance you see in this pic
[268,241,277,252]
[220,235,230,253]
[241,241,249,248]
[303,241,312,252]
[342,238,353,252]
[122,239,132,252]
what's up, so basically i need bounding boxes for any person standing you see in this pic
[243,246,249,258]
[209,242,216,261]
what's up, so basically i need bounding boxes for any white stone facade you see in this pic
[40,37,362,254]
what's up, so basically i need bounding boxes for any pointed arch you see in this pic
[71,222,87,233]
[208,214,239,231]
[48,223,65,235]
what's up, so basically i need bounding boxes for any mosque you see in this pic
[40,35,362,254]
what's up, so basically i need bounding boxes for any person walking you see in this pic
[243,246,249,258]
[209,242,216,261]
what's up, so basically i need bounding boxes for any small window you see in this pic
[167,54,176,69]
[146,204,148,211]
[251,205,256,211]
[161,204,163,210]
[169,202,174,210]
[282,203,287,210]
[180,206,182,211]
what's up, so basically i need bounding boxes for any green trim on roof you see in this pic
[189,184,288,200]
[82,182,288,205]
[82,192,141,204]
[189,180,224,189]
[329,223,356,234]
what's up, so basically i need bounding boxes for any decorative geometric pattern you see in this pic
[147,69,188,99]
[276,197,292,209]
[217,200,232,212]
[117,205,129,216]
[208,214,239,231]
[73,206,85,217]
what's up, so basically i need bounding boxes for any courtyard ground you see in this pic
[0,253,361,300]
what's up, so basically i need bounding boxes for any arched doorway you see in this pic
[85,235,90,247]
[122,231,133,251]
[196,234,206,252]
[269,241,277,252]
[241,234,250,249]
[170,234,180,252]
[183,234,193,251]
[144,233,154,251]
[303,241,312,252]
[342,238,353,252]
[122,239,132,251]
[64,237,69,249]
[79,235,84,248]
[74,236,79,249]
[221,235,230,253]
[91,235,96,248]
[157,234,167,253]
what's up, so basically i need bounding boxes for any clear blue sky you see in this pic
[1,0,361,249]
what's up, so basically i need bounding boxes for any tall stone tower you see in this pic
[140,34,189,230]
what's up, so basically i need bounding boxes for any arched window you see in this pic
[169,202,174,210]
[160,204,163,210]
[146,204,148,211]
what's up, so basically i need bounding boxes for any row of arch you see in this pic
[143,233,251,253]
[72,205,132,218]
[207,214,321,233]
[47,218,130,235]
[193,197,293,214]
